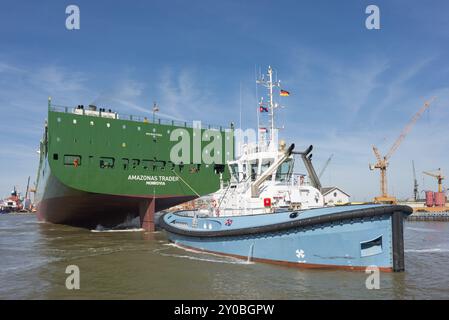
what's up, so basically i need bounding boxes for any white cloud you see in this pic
[0,62,23,74]
[156,67,230,123]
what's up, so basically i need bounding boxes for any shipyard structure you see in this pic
[35,100,234,231]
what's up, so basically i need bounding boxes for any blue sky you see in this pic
[1,0,448,200]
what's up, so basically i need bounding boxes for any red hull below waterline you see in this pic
[36,192,195,230]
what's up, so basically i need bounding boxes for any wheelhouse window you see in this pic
[261,158,274,180]
[276,159,293,182]
[229,163,239,181]
[250,160,259,181]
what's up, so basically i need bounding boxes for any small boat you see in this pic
[160,66,413,272]
[0,187,23,214]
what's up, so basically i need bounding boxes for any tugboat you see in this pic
[160,66,412,272]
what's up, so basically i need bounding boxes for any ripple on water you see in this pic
[1,215,449,299]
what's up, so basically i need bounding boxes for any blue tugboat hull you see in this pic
[160,204,412,272]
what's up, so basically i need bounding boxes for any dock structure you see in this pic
[407,212,449,221]
[396,201,449,221]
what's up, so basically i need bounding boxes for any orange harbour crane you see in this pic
[423,169,445,193]
[369,98,435,204]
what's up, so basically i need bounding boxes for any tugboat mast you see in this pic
[256,66,281,151]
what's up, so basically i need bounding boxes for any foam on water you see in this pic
[156,243,254,265]
[91,228,144,233]
[406,227,441,233]
[405,248,449,253]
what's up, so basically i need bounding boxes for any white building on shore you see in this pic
[321,187,350,206]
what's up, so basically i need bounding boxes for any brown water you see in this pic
[1,214,448,299]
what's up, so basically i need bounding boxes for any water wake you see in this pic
[155,243,254,265]
[405,248,449,253]
[91,228,144,233]
[91,214,141,232]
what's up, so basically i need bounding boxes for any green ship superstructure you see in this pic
[35,99,234,230]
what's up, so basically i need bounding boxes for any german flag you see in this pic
[280,89,290,97]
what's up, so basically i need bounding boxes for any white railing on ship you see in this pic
[241,143,270,155]
[49,105,231,132]
[222,173,308,189]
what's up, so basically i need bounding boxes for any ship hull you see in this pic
[160,205,412,272]
[36,162,195,229]
[34,107,233,230]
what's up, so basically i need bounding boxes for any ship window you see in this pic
[57,117,61,123]
[250,161,259,181]
[122,158,129,170]
[214,164,225,175]
[276,159,293,182]
[156,160,166,171]
[73,119,77,124]
[167,161,175,171]
[100,157,115,169]
[141,159,154,170]
[154,160,166,171]
[122,125,126,129]
[261,159,274,180]
[90,121,94,126]
[360,236,383,257]
[229,164,238,181]
[64,155,81,166]
[53,153,59,160]
[132,159,140,169]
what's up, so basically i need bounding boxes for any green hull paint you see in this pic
[35,106,234,227]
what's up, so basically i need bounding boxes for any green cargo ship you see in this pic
[35,99,234,230]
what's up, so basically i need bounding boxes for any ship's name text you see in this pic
[127,174,179,185]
